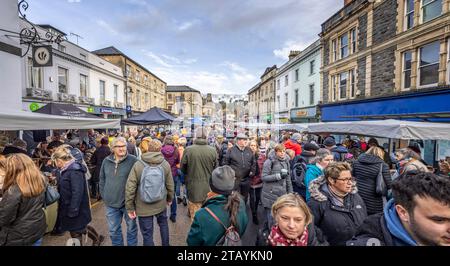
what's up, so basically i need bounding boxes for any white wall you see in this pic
[0,0,23,111]
[20,22,125,108]
[275,41,322,115]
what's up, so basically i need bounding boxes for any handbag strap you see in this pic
[205,207,228,231]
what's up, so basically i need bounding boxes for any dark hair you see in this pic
[225,191,242,231]
[100,137,109,145]
[392,172,450,213]
[47,141,63,150]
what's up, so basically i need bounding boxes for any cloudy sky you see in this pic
[27,0,341,94]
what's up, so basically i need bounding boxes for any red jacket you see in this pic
[284,139,302,156]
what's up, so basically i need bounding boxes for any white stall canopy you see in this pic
[0,110,120,130]
[305,119,450,140]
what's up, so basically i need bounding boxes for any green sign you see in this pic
[265,114,272,120]
[29,102,41,112]
[87,107,94,113]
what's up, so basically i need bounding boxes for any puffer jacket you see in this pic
[0,185,46,246]
[223,145,256,187]
[187,194,248,246]
[307,176,367,246]
[261,150,293,209]
[161,144,179,177]
[352,153,392,215]
[330,145,349,162]
[125,152,174,217]
[57,161,92,233]
[284,139,302,156]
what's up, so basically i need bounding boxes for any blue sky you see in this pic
[26,0,341,94]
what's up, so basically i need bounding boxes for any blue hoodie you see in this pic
[305,164,323,201]
[384,199,418,246]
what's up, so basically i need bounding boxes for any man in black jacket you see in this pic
[347,172,450,246]
[223,133,256,204]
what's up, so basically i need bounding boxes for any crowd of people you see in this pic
[0,127,449,246]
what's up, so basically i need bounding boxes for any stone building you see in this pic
[92,46,166,115]
[166,85,203,119]
[320,0,450,123]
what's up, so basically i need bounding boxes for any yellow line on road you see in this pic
[91,200,102,209]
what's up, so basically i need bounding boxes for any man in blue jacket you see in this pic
[347,172,450,246]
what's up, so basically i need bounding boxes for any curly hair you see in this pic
[392,172,450,213]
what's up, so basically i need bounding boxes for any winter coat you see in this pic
[261,150,293,209]
[218,141,228,166]
[257,222,328,246]
[284,139,302,156]
[307,176,367,246]
[298,150,316,165]
[127,142,137,156]
[250,153,265,188]
[187,194,248,246]
[330,145,349,162]
[223,145,256,187]
[0,185,46,246]
[99,154,138,208]
[161,144,180,177]
[180,139,218,203]
[346,213,393,246]
[57,162,92,232]
[90,145,111,181]
[305,164,323,201]
[352,153,392,215]
[125,152,174,217]
[176,146,184,169]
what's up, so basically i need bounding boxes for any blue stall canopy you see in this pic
[305,119,450,140]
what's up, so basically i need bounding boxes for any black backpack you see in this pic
[291,158,307,188]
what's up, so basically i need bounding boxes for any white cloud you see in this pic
[273,39,312,60]
[67,0,81,3]
[161,54,197,65]
[177,19,201,32]
[143,50,173,68]
[96,19,119,36]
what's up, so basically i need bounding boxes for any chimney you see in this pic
[288,50,301,60]
[344,0,353,5]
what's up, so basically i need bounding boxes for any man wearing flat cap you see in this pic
[222,133,256,204]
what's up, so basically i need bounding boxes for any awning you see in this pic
[34,102,100,118]
[0,110,120,130]
[121,107,174,125]
[305,119,450,140]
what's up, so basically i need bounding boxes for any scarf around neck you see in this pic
[268,225,309,246]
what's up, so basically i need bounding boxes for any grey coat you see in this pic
[261,150,293,208]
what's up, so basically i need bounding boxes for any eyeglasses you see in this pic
[114,145,127,148]
[336,177,354,183]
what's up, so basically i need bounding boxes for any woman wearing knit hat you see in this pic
[187,165,248,246]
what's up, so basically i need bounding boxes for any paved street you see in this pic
[42,198,264,246]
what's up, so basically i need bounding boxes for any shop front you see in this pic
[290,106,319,123]
[84,106,126,119]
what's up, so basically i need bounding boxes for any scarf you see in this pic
[268,225,309,246]
[324,184,347,207]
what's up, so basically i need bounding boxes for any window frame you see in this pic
[27,57,43,89]
[404,0,415,31]
[295,89,299,107]
[349,69,356,99]
[402,50,413,91]
[309,84,315,105]
[295,69,299,81]
[58,66,69,94]
[99,80,106,102]
[331,75,337,102]
[417,41,440,88]
[80,74,88,97]
[114,84,118,103]
[310,60,315,75]
[284,92,289,109]
[340,33,349,59]
[421,0,443,23]
[338,72,348,100]
[350,28,357,54]
[284,75,289,86]
[332,39,337,62]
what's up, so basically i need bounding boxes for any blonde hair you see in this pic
[285,149,295,159]
[366,146,385,160]
[178,137,187,147]
[51,145,74,162]
[272,193,312,226]
[139,137,153,153]
[3,153,45,197]
[148,139,162,152]
[274,144,286,152]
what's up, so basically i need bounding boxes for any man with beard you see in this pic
[347,172,450,246]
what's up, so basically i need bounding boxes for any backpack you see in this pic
[205,207,242,246]
[139,161,166,204]
[291,159,307,188]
